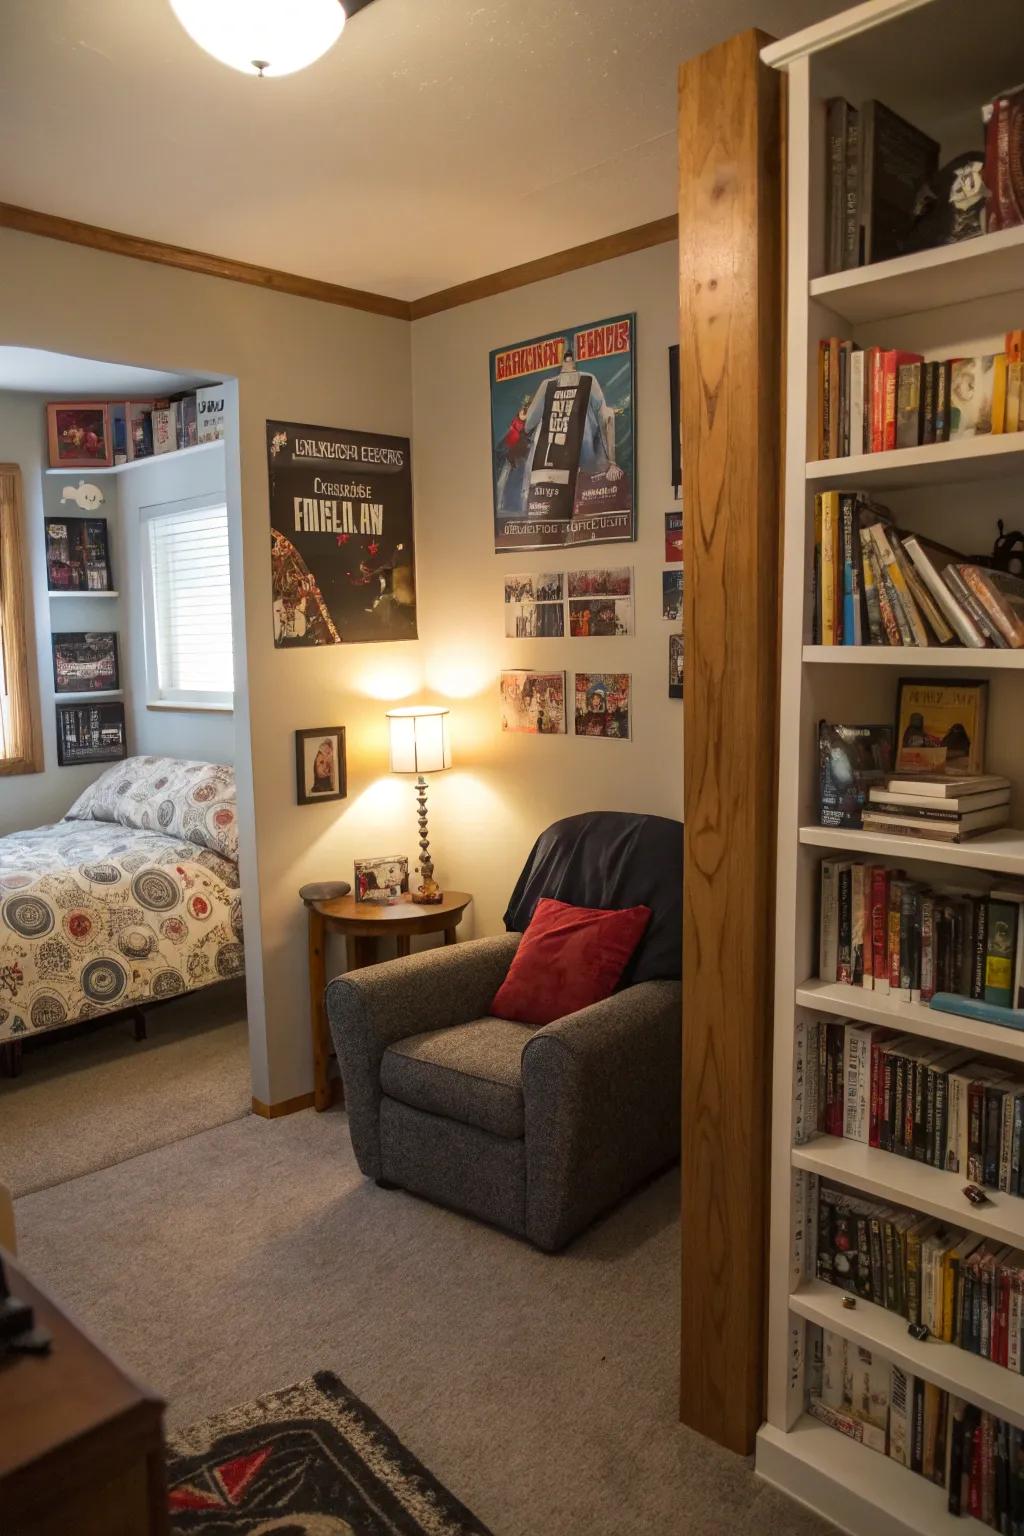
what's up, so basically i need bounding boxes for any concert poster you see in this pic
[490,313,636,553]
[266,420,417,647]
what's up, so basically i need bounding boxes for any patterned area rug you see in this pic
[167,1371,492,1535]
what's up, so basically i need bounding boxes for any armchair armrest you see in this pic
[521,978,681,1250]
[326,933,521,1178]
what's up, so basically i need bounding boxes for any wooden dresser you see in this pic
[0,1249,168,1535]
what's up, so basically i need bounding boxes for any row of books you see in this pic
[817,1182,1023,1373]
[817,335,1024,461]
[817,858,1024,1004]
[797,1017,1024,1195]
[114,389,224,464]
[824,86,1024,276]
[808,1327,1024,1526]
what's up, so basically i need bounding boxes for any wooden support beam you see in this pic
[678,29,783,1455]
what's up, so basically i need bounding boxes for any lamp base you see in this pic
[411,876,444,905]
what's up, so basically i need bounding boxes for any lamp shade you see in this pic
[386,706,451,775]
[169,0,346,77]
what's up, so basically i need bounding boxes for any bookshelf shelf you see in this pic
[798,824,1024,876]
[809,225,1024,326]
[756,1416,988,1536]
[805,433,1024,490]
[53,691,123,703]
[802,645,1024,668]
[43,440,223,478]
[792,1135,1024,1248]
[790,1281,1024,1431]
[48,591,120,600]
[795,978,1024,1064]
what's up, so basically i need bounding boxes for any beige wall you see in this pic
[410,241,684,936]
[0,228,681,1104]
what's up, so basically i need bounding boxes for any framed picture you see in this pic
[295,726,347,805]
[55,702,127,766]
[46,403,113,469]
[669,346,681,495]
[45,516,113,592]
[894,678,988,776]
[52,632,120,695]
[354,855,410,905]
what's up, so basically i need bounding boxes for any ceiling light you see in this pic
[169,0,347,78]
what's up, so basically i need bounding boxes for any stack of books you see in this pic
[817,854,1024,1006]
[863,774,1012,842]
[816,1183,1024,1375]
[817,331,1024,460]
[796,1017,1024,1192]
[809,1327,1024,1521]
[812,494,1024,648]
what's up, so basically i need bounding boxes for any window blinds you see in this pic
[147,504,233,701]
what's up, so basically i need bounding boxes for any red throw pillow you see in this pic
[491,897,652,1027]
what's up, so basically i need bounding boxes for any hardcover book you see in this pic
[950,355,996,439]
[894,679,988,776]
[859,101,939,265]
[819,721,894,828]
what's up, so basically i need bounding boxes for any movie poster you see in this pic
[267,420,416,646]
[490,313,636,552]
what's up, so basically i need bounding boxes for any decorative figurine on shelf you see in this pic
[991,520,1024,580]
[908,151,988,250]
[385,705,452,904]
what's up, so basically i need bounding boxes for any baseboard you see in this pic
[251,1081,341,1119]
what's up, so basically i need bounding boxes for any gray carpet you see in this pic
[0,979,250,1197]
[14,1107,836,1536]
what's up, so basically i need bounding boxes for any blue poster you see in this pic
[490,313,636,552]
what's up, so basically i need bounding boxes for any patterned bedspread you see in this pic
[0,820,244,1043]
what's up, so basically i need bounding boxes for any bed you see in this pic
[0,756,244,1047]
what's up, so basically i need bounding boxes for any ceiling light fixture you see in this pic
[168,0,352,78]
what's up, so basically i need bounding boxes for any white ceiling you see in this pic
[1,0,848,301]
[0,347,201,395]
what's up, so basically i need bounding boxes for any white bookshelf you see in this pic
[43,439,223,477]
[760,3,1024,1532]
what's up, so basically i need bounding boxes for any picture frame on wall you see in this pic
[46,402,113,469]
[55,702,127,766]
[51,632,120,695]
[295,726,347,805]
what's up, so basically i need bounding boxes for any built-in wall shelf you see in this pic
[795,978,1024,1065]
[809,224,1024,325]
[805,433,1024,491]
[757,1416,988,1536]
[793,1134,1024,1248]
[802,645,1024,668]
[790,1281,1024,1431]
[799,823,1024,877]
[44,439,223,478]
[47,590,120,600]
[53,691,123,703]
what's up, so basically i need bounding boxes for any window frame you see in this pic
[139,492,234,713]
[0,463,42,776]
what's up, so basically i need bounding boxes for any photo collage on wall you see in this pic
[500,670,631,740]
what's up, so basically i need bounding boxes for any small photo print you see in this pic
[295,726,347,805]
[354,854,409,905]
[665,510,683,563]
[52,632,119,695]
[503,573,565,638]
[662,568,683,621]
[504,573,564,603]
[574,672,631,739]
[669,634,683,699]
[566,567,633,636]
[55,702,127,766]
[500,670,566,734]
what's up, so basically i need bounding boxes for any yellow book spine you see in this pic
[992,353,1009,433]
[821,491,838,645]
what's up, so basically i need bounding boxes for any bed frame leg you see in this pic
[132,1010,147,1043]
[0,1042,23,1079]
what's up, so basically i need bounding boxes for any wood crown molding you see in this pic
[0,202,678,323]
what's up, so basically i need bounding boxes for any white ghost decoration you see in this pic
[61,481,105,512]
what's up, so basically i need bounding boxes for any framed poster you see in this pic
[45,516,113,592]
[55,702,127,766]
[490,313,636,552]
[52,632,120,694]
[267,421,416,646]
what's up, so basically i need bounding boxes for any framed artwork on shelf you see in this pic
[51,632,120,694]
[55,702,127,766]
[46,402,113,469]
[295,726,347,805]
[44,516,113,592]
[354,855,409,905]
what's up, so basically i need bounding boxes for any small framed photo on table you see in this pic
[46,403,113,469]
[295,726,347,805]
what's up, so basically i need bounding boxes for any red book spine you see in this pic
[871,865,888,988]
[869,347,885,452]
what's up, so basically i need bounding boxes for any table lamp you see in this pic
[385,705,451,904]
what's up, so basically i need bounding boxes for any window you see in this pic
[141,498,234,708]
[0,464,41,775]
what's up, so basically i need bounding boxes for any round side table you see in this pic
[302,889,473,1111]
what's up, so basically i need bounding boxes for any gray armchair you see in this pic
[326,812,682,1251]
